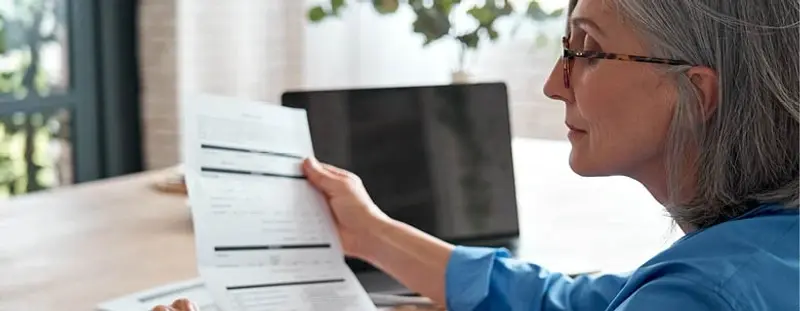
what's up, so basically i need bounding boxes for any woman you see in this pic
[154,0,798,310]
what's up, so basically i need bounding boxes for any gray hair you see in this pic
[569,0,800,229]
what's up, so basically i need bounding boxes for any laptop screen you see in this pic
[281,83,519,271]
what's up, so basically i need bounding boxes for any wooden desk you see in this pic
[0,171,197,311]
[0,138,682,311]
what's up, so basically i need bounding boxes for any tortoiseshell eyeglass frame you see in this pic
[561,36,693,88]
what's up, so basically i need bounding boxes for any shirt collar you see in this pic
[673,202,798,244]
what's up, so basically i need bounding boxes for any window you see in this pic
[0,0,141,198]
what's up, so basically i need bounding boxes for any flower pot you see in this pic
[451,70,474,84]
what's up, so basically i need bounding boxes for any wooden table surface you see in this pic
[0,138,683,311]
[0,171,445,311]
[0,171,198,311]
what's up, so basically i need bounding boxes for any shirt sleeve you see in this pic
[444,246,630,311]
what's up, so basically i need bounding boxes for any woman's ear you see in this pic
[686,66,719,121]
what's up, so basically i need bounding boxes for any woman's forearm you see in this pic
[357,218,455,305]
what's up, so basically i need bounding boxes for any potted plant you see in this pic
[307,0,564,83]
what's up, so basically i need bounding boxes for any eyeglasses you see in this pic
[561,36,693,88]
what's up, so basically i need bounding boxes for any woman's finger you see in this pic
[171,298,197,311]
[321,163,356,180]
[303,157,340,194]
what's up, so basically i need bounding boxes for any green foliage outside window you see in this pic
[0,0,70,199]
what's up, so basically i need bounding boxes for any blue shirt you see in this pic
[445,204,799,311]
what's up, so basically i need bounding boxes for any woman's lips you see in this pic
[566,122,587,140]
[565,122,586,132]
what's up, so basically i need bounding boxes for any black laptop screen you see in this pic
[281,83,519,269]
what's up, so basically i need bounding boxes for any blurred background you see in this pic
[0,0,569,199]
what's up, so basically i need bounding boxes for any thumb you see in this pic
[303,157,340,195]
[170,298,197,311]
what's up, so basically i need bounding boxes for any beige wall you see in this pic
[139,0,179,170]
[137,0,568,170]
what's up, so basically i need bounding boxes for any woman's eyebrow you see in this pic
[570,16,606,37]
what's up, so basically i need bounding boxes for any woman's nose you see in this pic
[543,58,570,103]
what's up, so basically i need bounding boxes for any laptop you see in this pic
[281,82,519,294]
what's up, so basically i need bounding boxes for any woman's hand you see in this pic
[303,157,454,304]
[302,157,391,259]
[150,298,198,311]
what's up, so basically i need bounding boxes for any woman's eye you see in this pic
[582,37,602,65]
[583,37,601,52]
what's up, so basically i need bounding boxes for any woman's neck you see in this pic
[628,155,697,234]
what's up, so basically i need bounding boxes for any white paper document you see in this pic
[94,277,421,311]
[181,94,377,311]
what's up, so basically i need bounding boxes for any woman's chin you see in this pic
[568,147,608,177]
[569,159,598,176]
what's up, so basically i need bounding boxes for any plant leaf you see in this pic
[308,6,327,22]
[372,0,400,14]
[549,8,565,17]
[434,0,457,15]
[526,0,550,20]
[328,0,345,16]
[467,7,493,26]
[331,0,346,13]
[456,30,480,49]
[486,26,499,41]
[467,2,514,27]
[408,0,424,10]
[412,7,451,46]
[499,1,514,15]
